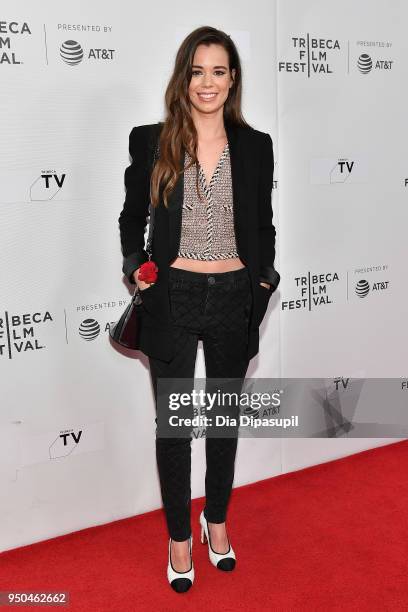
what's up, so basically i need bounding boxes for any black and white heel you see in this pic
[199,510,236,571]
[167,535,194,593]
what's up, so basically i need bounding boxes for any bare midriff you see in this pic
[169,256,246,273]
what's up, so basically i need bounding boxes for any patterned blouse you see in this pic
[177,142,239,260]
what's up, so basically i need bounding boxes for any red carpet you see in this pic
[2,440,408,611]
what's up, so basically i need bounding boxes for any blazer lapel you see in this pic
[225,120,248,257]
[167,120,248,261]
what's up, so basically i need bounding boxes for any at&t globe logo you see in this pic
[357,53,372,74]
[79,319,100,341]
[355,279,370,298]
[60,40,84,66]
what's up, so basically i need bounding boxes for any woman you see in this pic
[118,26,280,593]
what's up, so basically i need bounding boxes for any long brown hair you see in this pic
[150,26,251,208]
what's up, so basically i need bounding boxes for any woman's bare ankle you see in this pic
[170,538,191,572]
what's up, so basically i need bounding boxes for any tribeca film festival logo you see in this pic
[0,21,31,65]
[0,298,125,357]
[282,271,339,311]
[281,265,389,311]
[0,21,115,66]
[278,34,341,77]
[0,310,53,359]
[278,34,393,78]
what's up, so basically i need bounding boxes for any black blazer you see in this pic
[118,119,280,362]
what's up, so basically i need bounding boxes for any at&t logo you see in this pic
[60,39,115,65]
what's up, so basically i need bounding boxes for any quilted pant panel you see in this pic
[148,269,251,540]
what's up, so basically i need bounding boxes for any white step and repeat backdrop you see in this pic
[1,0,407,550]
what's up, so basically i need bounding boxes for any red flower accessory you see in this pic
[138,260,158,283]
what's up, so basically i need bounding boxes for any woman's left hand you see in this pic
[259,281,271,290]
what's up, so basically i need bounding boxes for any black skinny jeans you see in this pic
[148,265,252,541]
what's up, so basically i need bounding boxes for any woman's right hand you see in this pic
[133,267,155,291]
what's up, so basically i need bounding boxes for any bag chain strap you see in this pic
[134,125,160,301]
[146,125,161,259]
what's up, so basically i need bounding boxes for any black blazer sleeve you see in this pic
[258,133,280,291]
[118,125,151,284]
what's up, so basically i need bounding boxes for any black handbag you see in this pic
[109,125,160,349]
